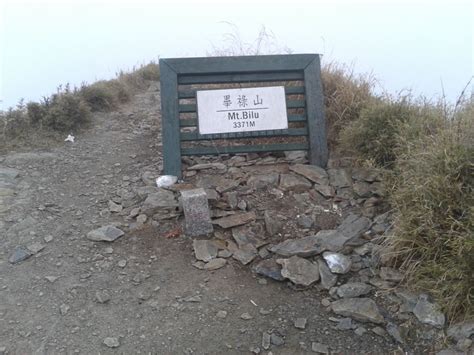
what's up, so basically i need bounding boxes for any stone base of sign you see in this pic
[181,188,214,237]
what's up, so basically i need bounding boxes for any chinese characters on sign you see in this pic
[196,86,288,135]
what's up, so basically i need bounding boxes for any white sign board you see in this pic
[196,86,288,135]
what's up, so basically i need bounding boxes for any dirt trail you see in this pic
[0,83,399,354]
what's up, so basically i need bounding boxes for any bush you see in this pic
[338,97,445,167]
[43,92,91,131]
[80,80,130,111]
[27,101,47,125]
[383,117,474,320]
[136,62,160,81]
[321,63,374,149]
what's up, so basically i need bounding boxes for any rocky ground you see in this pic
[1,82,472,354]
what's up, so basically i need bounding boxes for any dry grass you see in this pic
[321,62,375,149]
[0,61,159,151]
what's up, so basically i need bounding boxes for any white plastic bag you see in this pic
[156,175,178,188]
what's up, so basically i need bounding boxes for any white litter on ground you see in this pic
[156,175,178,188]
[64,134,75,143]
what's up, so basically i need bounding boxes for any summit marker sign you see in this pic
[196,86,288,135]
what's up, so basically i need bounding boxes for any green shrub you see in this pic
[43,92,91,131]
[136,62,160,81]
[27,101,47,125]
[338,98,435,167]
[80,80,130,111]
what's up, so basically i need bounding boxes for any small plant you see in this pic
[80,80,130,112]
[43,91,91,131]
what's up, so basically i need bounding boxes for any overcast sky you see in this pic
[1,0,472,109]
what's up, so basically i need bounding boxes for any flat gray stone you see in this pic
[0,167,20,181]
[87,225,124,242]
[447,321,474,341]
[181,188,213,237]
[336,214,371,245]
[108,200,123,213]
[262,332,271,350]
[26,242,45,254]
[232,243,258,265]
[203,258,226,270]
[322,252,352,274]
[193,239,217,262]
[317,258,337,289]
[253,259,285,281]
[331,298,384,324]
[264,210,284,236]
[294,317,307,329]
[314,184,335,198]
[103,337,120,348]
[213,212,256,229]
[141,189,178,216]
[328,168,352,188]
[269,235,324,257]
[270,333,285,346]
[279,173,312,192]
[379,267,403,282]
[247,174,279,189]
[9,247,32,264]
[413,295,445,328]
[277,256,319,286]
[188,162,226,171]
[311,342,329,354]
[336,282,372,298]
[232,226,266,248]
[289,164,328,184]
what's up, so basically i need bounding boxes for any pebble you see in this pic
[270,333,285,346]
[240,312,253,320]
[95,290,111,304]
[59,303,70,315]
[117,259,127,268]
[311,342,329,354]
[294,317,307,329]
[103,337,120,348]
[216,310,228,319]
[262,332,271,350]
[45,276,59,283]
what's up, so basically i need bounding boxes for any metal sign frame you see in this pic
[159,54,328,178]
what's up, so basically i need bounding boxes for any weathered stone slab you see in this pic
[328,168,352,188]
[336,282,372,298]
[188,162,226,171]
[279,173,312,192]
[141,189,178,216]
[413,295,445,328]
[232,243,258,265]
[314,184,335,198]
[203,258,226,270]
[317,258,338,289]
[253,259,285,281]
[322,252,352,274]
[193,239,217,262]
[264,210,284,236]
[9,247,32,264]
[87,225,124,242]
[181,188,213,237]
[213,212,256,229]
[269,235,324,257]
[331,298,384,324]
[232,226,266,248]
[247,173,280,189]
[277,256,319,286]
[289,164,328,184]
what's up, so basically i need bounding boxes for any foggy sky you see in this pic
[1,0,472,109]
